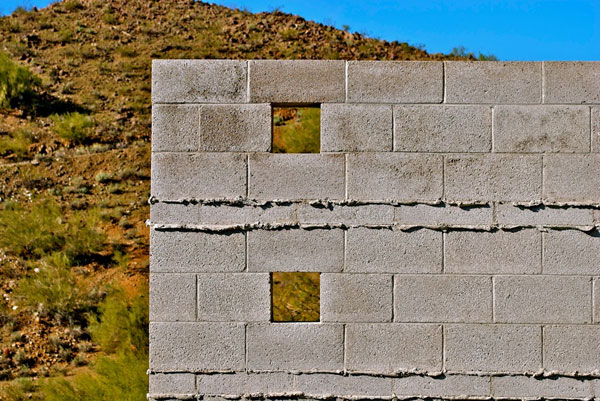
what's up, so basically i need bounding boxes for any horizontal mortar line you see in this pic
[150,149,599,156]
[151,101,600,106]
[149,272,600,278]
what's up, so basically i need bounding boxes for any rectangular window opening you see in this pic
[272,106,320,153]
[271,272,320,322]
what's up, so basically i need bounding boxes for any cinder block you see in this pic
[492,376,590,399]
[246,323,343,371]
[321,274,392,322]
[298,204,394,225]
[152,104,199,152]
[247,229,344,272]
[445,154,542,202]
[393,375,491,398]
[393,105,491,152]
[543,155,600,203]
[347,61,442,103]
[199,104,271,152]
[151,153,246,200]
[543,61,600,104]
[445,230,541,274]
[150,274,196,322]
[493,105,590,152]
[496,203,594,227]
[296,374,393,398]
[595,278,599,323]
[196,373,294,396]
[394,275,492,323]
[197,273,270,322]
[347,153,443,202]
[494,276,591,323]
[321,104,392,152]
[593,107,600,152]
[249,154,345,200]
[346,228,442,273]
[395,204,493,227]
[152,60,247,103]
[445,324,541,372]
[345,323,442,373]
[544,325,600,372]
[150,322,245,371]
[544,230,600,275]
[150,203,298,226]
[149,373,195,395]
[445,61,542,104]
[248,60,345,103]
[150,230,245,273]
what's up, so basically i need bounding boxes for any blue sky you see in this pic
[1,0,598,60]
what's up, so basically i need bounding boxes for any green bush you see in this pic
[0,52,40,109]
[0,129,32,160]
[50,112,94,144]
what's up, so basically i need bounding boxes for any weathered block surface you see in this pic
[246,323,343,371]
[347,153,443,201]
[196,373,294,396]
[296,374,393,398]
[347,61,443,103]
[543,230,600,275]
[593,107,600,152]
[395,204,493,227]
[321,104,392,152]
[149,373,196,395]
[543,325,600,372]
[543,155,600,203]
[152,104,199,152]
[543,61,600,104]
[393,375,491,398]
[493,105,590,152]
[393,105,491,152]
[496,203,594,227]
[445,324,541,372]
[494,276,591,323]
[150,274,196,322]
[321,274,392,322]
[298,204,394,225]
[445,61,542,104]
[394,275,492,323]
[345,323,442,373]
[492,376,591,399]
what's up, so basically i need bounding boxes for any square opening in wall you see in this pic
[272,106,320,153]
[271,272,320,322]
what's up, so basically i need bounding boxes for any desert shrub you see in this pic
[49,112,94,144]
[272,107,320,153]
[63,0,83,11]
[94,172,112,183]
[0,129,32,160]
[0,52,40,109]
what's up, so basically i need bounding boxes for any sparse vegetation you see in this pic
[273,107,321,153]
[0,52,40,109]
[50,112,94,144]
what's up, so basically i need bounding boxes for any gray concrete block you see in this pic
[321,274,392,322]
[295,374,393,398]
[543,61,600,104]
[347,153,443,201]
[496,203,594,227]
[196,373,294,396]
[150,274,196,322]
[150,230,245,273]
[321,104,392,152]
[544,325,600,372]
[595,278,599,323]
[393,375,491,398]
[494,276,591,323]
[544,231,600,275]
[197,273,270,322]
[394,275,492,323]
[246,323,343,371]
[199,104,271,152]
[445,154,542,202]
[445,61,542,104]
[543,155,600,203]
[249,154,345,200]
[393,105,491,152]
[247,229,344,272]
[150,322,245,371]
[347,61,443,103]
[152,60,247,103]
[152,104,199,152]
[593,107,600,152]
[298,204,394,225]
[395,204,493,227]
[149,373,195,394]
[492,376,590,399]
[346,228,442,273]
[151,153,246,200]
[248,60,345,103]
[150,203,298,226]
[493,105,590,153]
[445,230,541,274]
[445,324,541,372]
[345,323,442,373]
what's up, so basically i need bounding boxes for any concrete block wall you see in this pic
[150,60,600,400]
